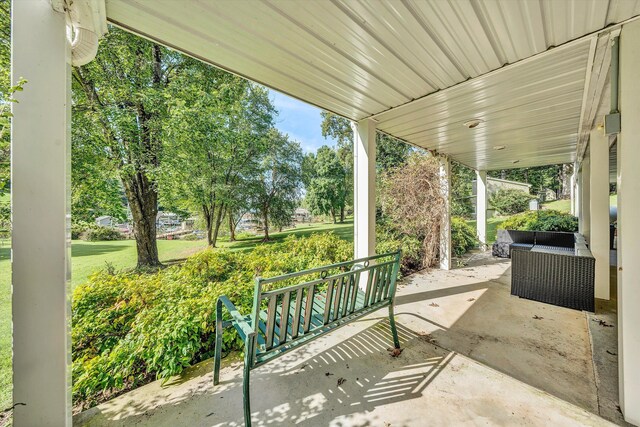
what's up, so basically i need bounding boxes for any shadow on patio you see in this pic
[75,253,613,427]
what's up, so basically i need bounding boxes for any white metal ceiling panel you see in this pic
[375,39,592,170]
[105,0,640,169]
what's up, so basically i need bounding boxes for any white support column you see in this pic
[617,19,640,425]
[439,156,452,270]
[575,167,581,221]
[570,169,576,216]
[476,170,488,250]
[12,1,72,426]
[589,129,610,300]
[353,118,376,260]
[580,151,592,241]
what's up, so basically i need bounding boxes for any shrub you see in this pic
[71,233,351,408]
[181,233,199,241]
[376,224,423,274]
[451,217,478,256]
[71,221,93,240]
[72,221,125,241]
[499,210,578,232]
[379,154,445,268]
[489,189,534,215]
[83,226,124,241]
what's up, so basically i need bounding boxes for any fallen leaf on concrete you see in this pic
[533,315,544,320]
[387,347,403,358]
[429,302,439,307]
[593,318,614,327]
[337,377,346,386]
[606,350,617,356]
[325,372,334,377]
[467,298,476,302]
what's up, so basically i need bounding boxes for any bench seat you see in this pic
[214,251,402,426]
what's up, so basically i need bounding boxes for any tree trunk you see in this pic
[340,205,345,223]
[262,205,270,241]
[229,212,236,242]
[331,207,336,224]
[122,173,160,268]
[210,203,226,247]
[203,204,215,247]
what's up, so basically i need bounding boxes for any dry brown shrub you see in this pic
[379,153,446,267]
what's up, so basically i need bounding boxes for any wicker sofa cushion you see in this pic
[535,231,576,248]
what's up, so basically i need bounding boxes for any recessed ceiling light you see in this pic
[463,119,484,129]
[512,160,520,164]
[493,145,506,151]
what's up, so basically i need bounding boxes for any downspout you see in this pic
[51,0,108,66]
[610,35,620,115]
[604,31,621,135]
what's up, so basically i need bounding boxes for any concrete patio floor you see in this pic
[75,252,618,426]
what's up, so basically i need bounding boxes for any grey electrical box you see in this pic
[604,112,621,135]
[529,199,539,211]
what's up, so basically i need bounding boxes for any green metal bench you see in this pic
[214,250,402,426]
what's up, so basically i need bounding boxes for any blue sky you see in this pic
[269,90,338,153]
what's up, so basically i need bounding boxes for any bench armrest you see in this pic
[217,295,255,339]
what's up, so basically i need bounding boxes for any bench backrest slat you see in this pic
[279,291,291,345]
[290,288,304,340]
[303,285,314,334]
[265,295,277,350]
[251,251,401,364]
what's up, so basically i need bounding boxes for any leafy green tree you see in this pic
[451,161,475,218]
[376,134,411,172]
[72,28,184,267]
[253,130,303,240]
[162,60,274,247]
[306,146,347,223]
[320,112,411,220]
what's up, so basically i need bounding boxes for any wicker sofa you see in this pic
[493,230,595,312]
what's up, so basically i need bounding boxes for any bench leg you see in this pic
[214,299,223,386]
[388,304,400,349]
[243,339,254,426]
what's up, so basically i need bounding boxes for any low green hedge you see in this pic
[489,189,534,215]
[451,217,478,256]
[499,209,578,232]
[72,221,124,241]
[71,233,352,408]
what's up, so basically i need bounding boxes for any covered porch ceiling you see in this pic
[105,0,640,171]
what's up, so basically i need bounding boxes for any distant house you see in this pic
[237,213,262,231]
[472,177,532,217]
[156,212,181,230]
[293,208,311,223]
[95,215,113,228]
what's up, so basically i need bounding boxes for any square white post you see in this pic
[12,1,72,425]
[476,170,488,249]
[589,129,610,300]
[570,169,576,216]
[580,152,591,241]
[575,167,581,220]
[353,118,376,260]
[618,19,640,425]
[440,156,452,270]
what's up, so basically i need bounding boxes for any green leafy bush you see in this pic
[376,224,424,274]
[489,189,534,215]
[83,226,124,241]
[376,216,477,271]
[72,233,351,408]
[451,217,478,257]
[72,221,124,241]
[500,210,578,232]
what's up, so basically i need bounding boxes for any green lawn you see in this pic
[0,220,353,412]
[542,198,571,213]
[466,216,507,244]
[541,194,617,214]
